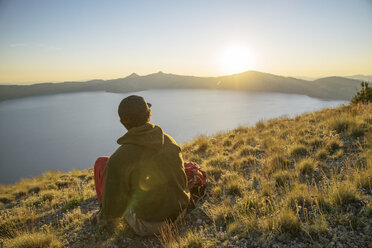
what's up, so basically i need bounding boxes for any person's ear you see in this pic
[147,109,152,122]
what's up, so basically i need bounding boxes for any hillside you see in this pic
[0,71,362,101]
[346,75,372,82]
[0,103,371,247]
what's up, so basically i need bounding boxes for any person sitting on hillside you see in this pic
[92,95,190,236]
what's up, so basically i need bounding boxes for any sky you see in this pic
[0,0,371,84]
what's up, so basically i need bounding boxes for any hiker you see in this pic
[93,95,190,236]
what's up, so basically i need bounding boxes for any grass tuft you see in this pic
[329,181,359,206]
[222,139,232,147]
[273,171,293,187]
[354,167,372,191]
[222,172,245,196]
[316,148,328,160]
[325,140,342,154]
[329,118,351,133]
[27,186,40,194]
[5,232,61,248]
[290,144,307,158]
[349,126,365,138]
[277,209,301,235]
[194,136,210,153]
[269,155,290,172]
[296,158,316,175]
[232,139,245,150]
[64,197,83,211]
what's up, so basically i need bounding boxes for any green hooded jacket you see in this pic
[101,123,190,222]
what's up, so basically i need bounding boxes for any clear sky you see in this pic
[0,0,371,84]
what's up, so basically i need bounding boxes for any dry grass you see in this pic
[1,103,371,247]
[4,232,61,248]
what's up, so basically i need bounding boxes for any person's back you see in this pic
[102,123,190,222]
[94,95,190,236]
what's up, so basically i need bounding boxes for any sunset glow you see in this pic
[220,45,255,75]
[0,0,371,84]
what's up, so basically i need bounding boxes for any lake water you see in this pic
[0,89,347,184]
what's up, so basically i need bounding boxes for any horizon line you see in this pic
[1,70,371,86]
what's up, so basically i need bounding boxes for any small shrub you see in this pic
[290,145,307,158]
[351,81,372,104]
[5,232,61,248]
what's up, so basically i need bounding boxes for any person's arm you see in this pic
[101,149,131,219]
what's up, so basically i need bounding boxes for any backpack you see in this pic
[184,162,207,200]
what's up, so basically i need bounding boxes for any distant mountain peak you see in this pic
[126,73,139,78]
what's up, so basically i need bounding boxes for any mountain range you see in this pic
[0,71,363,101]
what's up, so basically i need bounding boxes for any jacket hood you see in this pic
[117,123,164,150]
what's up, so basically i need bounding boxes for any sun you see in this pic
[220,45,255,75]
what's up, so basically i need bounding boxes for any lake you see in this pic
[0,89,347,184]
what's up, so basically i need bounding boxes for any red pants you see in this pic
[94,156,109,203]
